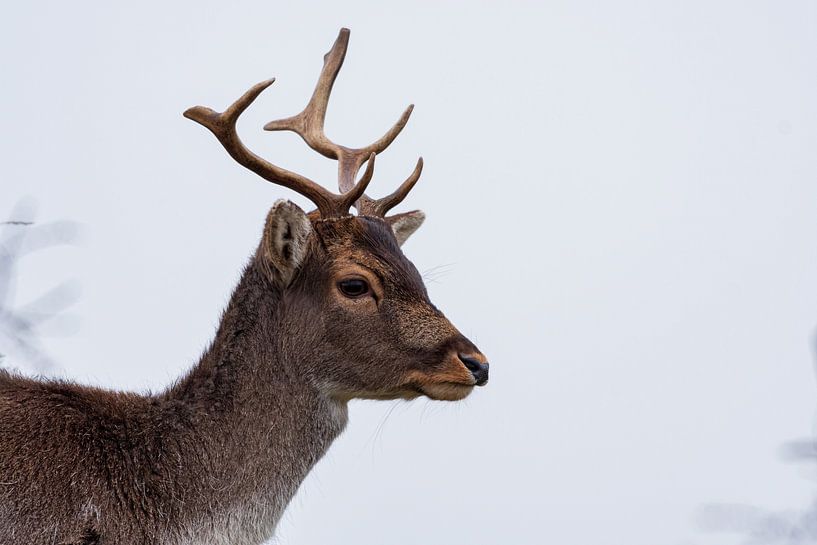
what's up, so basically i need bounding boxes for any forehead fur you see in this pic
[313,216,426,293]
[313,216,398,252]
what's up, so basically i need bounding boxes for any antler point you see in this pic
[183,106,214,124]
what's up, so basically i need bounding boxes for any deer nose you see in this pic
[458,353,489,386]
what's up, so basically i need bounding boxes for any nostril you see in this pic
[458,353,482,373]
[458,353,489,385]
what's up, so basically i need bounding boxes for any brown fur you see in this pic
[0,211,486,544]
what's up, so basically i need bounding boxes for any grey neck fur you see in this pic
[162,263,349,544]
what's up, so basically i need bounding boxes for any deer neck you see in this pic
[161,262,347,544]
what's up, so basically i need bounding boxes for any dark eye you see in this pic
[338,278,370,298]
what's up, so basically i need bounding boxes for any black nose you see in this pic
[458,353,489,386]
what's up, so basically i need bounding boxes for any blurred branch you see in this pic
[0,199,80,373]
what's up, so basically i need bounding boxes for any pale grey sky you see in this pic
[2,1,817,544]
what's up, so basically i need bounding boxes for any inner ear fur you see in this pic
[386,210,425,246]
[260,200,314,286]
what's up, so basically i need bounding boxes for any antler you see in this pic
[184,80,374,218]
[184,28,421,218]
[264,28,423,216]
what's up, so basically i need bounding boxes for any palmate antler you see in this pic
[184,28,422,219]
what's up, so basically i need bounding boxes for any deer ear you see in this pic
[386,210,425,246]
[261,200,313,285]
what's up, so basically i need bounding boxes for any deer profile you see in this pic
[0,28,488,545]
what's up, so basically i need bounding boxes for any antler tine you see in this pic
[342,153,377,210]
[359,157,424,216]
[263,29,349,160]
[184,79,342,217]
[263,28,414,196]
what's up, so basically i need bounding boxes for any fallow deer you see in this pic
[0,28,488,545]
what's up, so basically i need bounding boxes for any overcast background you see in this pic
[2,1,817,544]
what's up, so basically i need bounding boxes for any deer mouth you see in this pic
[415,381,475,401]
[403,368,477,401]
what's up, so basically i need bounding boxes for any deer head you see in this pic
[184,28,488,402]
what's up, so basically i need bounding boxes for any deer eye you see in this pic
[338,278,370,298]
